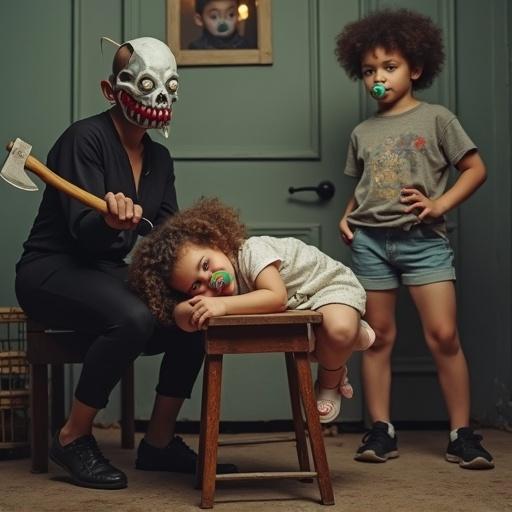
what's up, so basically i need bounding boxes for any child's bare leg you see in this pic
[362,289,398,423]
[314,304,360,385]
[409,282,470,429]
[313,304,362,421]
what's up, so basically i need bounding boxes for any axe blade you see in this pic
[1,138,38,191]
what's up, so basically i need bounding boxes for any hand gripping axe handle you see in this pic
[1,138,153,235]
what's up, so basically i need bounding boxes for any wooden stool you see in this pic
[26,319,135,473]
[197,310,335,508]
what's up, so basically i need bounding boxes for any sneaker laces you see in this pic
[362,426,391,446]
[457,431,484,448]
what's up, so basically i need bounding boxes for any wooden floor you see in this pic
[0,427,510,512]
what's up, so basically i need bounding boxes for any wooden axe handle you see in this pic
[7,141,108,214]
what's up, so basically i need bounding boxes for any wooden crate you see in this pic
[0,307,29,450]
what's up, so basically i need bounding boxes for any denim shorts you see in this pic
[350,226,456,290]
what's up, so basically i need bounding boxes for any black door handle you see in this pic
[288,180,335,201]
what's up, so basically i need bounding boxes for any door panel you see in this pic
[171,0,366,422]
[170,1,321,159]
[173,0,455,423]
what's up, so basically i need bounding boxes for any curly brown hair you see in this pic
[335,8,444,90]
[128,197,246,325]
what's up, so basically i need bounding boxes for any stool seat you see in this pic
[197,310,335,508]
[25,319,135,473]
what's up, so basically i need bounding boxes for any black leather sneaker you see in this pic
[354,421,399,463]
[135,436,238,474]
[445,427,494,469]
[49,432,127,489]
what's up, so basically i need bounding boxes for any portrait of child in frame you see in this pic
[167,0,273,66]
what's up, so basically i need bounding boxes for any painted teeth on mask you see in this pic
[120,91,170,127]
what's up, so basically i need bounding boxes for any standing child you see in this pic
[129,197,375,423]
[335,8,493,469]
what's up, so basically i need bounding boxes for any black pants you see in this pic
[15,254,204,409]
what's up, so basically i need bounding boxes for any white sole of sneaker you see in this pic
[354,450,399,463]
[445,453,495,469]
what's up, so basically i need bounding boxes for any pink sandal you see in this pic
[316,365,353,423]
[354,319,376,351]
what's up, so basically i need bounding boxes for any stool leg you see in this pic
[295,352,335,506]
[30,364,49,473]
[50,364,65,435]
[200,354,223,509]
[121,363,135,449]
[285,352,311,474]
[196,361,210,490]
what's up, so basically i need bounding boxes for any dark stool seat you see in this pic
[26,319,135,473]
[197,310,335,508]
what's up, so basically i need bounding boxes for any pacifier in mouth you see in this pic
[371,83,387,99]
[209,271,233,292]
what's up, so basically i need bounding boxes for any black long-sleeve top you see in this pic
[17,111,178,267]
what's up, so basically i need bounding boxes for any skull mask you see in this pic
[113,37,179,138]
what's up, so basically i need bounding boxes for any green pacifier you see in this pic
[209,270,233,292]
[371,83,387,99]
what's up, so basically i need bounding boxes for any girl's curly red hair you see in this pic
[128,197,246,325]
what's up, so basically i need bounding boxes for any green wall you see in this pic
[0,0,510,426]
[455,0,512,427]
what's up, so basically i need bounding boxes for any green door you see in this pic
[144,0,457,424]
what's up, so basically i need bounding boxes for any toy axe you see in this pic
[1,138,153,235]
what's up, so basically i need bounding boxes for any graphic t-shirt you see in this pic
[344,102,476,233]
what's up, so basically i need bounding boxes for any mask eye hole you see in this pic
[118,72,132,82]
[139,78,155,92]
[167,79,179,94]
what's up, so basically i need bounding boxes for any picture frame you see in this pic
[166,0,273,66]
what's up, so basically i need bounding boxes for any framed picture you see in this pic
[167,0,272,66]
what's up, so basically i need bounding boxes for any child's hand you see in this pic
[187,295,228,330]
[339,216,354,245]
[400,188,444,220]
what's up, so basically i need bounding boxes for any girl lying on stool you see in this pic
[129,197,375,423]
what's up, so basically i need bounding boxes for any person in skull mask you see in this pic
[15,37,237,490]
[189,0,251,49]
